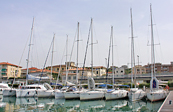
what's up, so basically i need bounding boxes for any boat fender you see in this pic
[35,91,37,94]
[27,92,30,95]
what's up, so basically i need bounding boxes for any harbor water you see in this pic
[0,95,163,112]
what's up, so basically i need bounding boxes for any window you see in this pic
[137,69,140,71]
[30,87,36,89]
[96,71,99,74]
[68,76,71,80]
[63,76,66,80]
[57,68,59,71]
[121,71,123,73]
[73,76,76,80]
[36,87,41,89]
[62,68,64,70]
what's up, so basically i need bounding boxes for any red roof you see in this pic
[68,68,90,71]
[47,65,66,68]
[93,66,106,69]
[0,62,22,68]
[61,73,76,76]
[22,67,38,70]
[22,67,58,74]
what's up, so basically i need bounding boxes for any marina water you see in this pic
[0,95,163,112]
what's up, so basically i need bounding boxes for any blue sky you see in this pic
[0,0,173,69]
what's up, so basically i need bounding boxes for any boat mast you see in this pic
[111,26,114,89]
[65,35,68,86]
[51,34,55,82]
[26,17,34,85]
[81,23,91,79]
[130,8,136,88]
[150,4,156,91]
[106,26,112,89]
[76,22,79,84]
[91,18,94,78]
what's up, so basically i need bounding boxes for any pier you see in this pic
[158,91,173,112]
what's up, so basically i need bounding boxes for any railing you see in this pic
[1,68,7,72]
[92,72,173,79]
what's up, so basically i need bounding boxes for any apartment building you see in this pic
[61,67,94,84]
[46,62,76,73]
[0,62,22,79]
[92,66,106,77]
[132,65,146,75]
[108,65,128,77]
[144,62,173,73]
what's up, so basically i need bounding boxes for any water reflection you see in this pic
[0,95,163,112]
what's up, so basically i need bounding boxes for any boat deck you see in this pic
[158,91,173,112]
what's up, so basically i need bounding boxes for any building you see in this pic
[108,65,127,77]
[92,66,106,77]
[144,62,173,74]
[0,62,22,79]
[22,67,58,80]
[61,67,94,84]
[132,65,146,75]
[46,62,76,73]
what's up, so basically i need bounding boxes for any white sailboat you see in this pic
[15,17,37,98]
[55,35,69,99]
[35,34,55,98]
[16,19,55,98]
[3,18,35,97]
[64,22,87,99]
[105,26,128,100]
[128,8,146,101]
[80,18,105,101]
[147,4,168,102]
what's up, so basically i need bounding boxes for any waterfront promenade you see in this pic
[158,91,173,112]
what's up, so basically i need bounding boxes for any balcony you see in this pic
[1,73,7,75]
[1,68,7,72]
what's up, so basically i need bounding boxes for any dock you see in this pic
[158,91,173,112]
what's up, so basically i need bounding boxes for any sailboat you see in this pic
[15,17,38,97]
[146,4,168,102]
[3,18,35,97]
[16,18,54,98]
[55,35,69,99]
[64,22,87,99]
[128,8,146,101]
[105,26,128,100]
[80,18,105,101]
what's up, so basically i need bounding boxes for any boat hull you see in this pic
[0,89,3,95]
[147,90,168,102]
[64,91,81,99]
[128,89,146,101]
[37,90,54,98]
[16,89,37,98]
[105,90,128,100]
[80,91,104,101]
[55,90,65,99]
[3,89,16,97]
